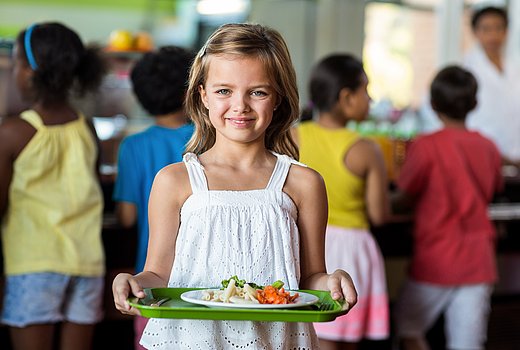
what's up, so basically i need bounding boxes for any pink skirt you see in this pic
[313,226,390,341]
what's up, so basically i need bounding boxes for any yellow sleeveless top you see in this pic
[1,110,105,276]
[297,122,368,229]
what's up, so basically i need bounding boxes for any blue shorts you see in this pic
[1,272,104,328]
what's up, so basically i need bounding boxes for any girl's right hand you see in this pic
[112,272,146,315]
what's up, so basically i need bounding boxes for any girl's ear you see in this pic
[199,84,209,109]
[338,87,353,108]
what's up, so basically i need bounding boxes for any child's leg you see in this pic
[59,322,95,350]
[61,276,104,350]
[399,336,430,350]
[393,280,453,350]
[9,324,55,350]
[444,284,493,350]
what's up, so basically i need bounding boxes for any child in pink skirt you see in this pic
[295,54,390,349]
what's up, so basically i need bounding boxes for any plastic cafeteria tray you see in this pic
[128,287,349,322]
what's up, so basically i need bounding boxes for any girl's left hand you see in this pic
[327,269,358,308]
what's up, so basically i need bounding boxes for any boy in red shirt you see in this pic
[392,66,503,350]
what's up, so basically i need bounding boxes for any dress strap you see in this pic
[183,153,208,193]
[20,110,45,130]
[266,152,305,191]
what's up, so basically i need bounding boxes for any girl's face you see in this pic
[199,54,279,146]
[346,72,370,121]
[12,43,33,102]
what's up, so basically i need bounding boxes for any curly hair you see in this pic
[16,22,107,103]
[130,46,194,116]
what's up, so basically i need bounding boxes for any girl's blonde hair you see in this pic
[185,23,300,159]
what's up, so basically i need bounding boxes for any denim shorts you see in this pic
[1,272,104,328]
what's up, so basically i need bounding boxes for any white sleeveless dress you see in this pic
[140,152,319,349]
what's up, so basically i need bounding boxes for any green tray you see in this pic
[128,287,350,322]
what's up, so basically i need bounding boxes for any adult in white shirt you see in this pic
[463,6,520,165]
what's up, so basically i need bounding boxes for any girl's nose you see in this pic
[232,94,250,114]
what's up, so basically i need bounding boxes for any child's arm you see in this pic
[0,123,13,218]
[113,138,138,228]
[116,202,137,228]
[285,165,358,307]
[343,138,389,226]
[113,162,191,314]
[0,117,34,218]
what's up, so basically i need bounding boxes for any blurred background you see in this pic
[1,0,519,176]
[0,0,519,349]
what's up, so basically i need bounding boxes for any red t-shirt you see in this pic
[398,128,503,285]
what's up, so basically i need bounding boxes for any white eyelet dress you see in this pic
[140,152,319,350]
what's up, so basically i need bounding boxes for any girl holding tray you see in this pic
[113,23,357,349]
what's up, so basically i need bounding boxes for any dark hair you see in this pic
[471,6,508,30]
[430,65,477,121]
[301,53,365,121]
[130,46,194,116]
[16,22,107,103]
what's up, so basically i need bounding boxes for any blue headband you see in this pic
[24,24,38,70]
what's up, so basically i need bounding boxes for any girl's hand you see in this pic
[112,272,146,315]
[327,269,358,308]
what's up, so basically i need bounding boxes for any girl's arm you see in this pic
[112,162,191,314]
[285,165,357,306]
[345,138,389,226]
[0,123,13,218]
[0,118,35,218]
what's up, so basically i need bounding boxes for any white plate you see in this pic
[180,289,319,309]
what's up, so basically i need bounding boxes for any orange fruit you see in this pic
[108,29,134,51]
[134,32,154,52]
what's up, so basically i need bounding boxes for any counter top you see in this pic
[489,203,520,221]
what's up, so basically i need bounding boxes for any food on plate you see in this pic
[202,275,299,305]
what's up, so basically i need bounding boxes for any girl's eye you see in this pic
[251,90,267,97]
[216,89,230,95]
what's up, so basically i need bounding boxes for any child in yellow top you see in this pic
[0,22,106,350]
[296,54,390,349]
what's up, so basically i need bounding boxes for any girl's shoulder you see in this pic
[285,161,326,205]
[348,137,382,158]
[289,164,324,187]
[153,160,192,197]
[156,160,190,184]
[0,115,37,158]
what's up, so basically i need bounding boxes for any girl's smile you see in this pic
[225,117,256,128]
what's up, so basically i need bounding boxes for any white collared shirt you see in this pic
[463,44,520,162]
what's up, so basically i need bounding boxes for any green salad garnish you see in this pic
[221,275,284,290]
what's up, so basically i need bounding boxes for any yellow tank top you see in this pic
[297,122,368,229]
[1,110,105,276]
